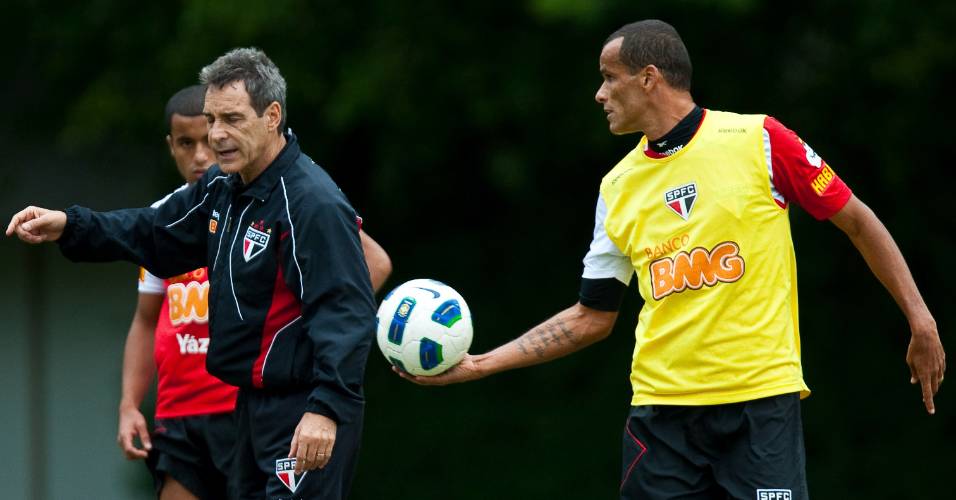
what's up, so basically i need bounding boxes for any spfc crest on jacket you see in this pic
[664,182,697,221]
[243,223,270,262]
[275,458,306,493]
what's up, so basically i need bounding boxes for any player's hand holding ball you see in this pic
[376,279,475,384]
[397,352,483,386]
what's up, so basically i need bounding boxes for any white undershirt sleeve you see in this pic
[138,268,166,295]
[582,194,633,285]
[134,184,188,295]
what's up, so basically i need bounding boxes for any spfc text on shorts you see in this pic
[757,489,792,500]
[275,458,305,493]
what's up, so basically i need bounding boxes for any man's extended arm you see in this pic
[5,176,213,277]
[117,292,163,459]
[398,302,618,386]
[829,195,945,414]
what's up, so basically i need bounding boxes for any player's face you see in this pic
[204,80,279,179]
[595,38,646,135]
[166,114,213,184]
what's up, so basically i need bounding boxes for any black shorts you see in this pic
[620,392,808,500]
[233,387,364,500]
[146,411,237,500]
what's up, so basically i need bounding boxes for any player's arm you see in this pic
[117,286,163,460]
[829,195,945,414]
[398,303,618,385]
[280,189,377,474]
[764,116,945,414]
[6,176,213,277]
[359,229,392,293]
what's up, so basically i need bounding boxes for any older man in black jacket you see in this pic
[8,48,376,500]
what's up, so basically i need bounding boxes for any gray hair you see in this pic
[199,47,287,133]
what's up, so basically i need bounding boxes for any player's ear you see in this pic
[265,102,282,133]
[641,65,658,89]
[166,134,175,156]
[641,64,660,89]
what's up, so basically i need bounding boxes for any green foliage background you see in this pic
[1,0,953,498]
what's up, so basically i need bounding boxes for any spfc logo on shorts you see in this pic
[664,182,697,221]
[275,458,306,493]
[757,489,792,500]
[243,224,270,262]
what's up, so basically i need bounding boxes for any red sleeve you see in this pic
[764,116,852,220]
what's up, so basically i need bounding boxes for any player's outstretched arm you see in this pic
[5,206,67,243]
[830,194,945,414]
[397,302,618,386]
[117,292,163,460]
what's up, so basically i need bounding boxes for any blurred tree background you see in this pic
[1,0,953,498]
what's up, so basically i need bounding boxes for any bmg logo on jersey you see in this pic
[664,182,697,220]
[757,489,792,500]
[167,281,210,325]
[649,241,745,300]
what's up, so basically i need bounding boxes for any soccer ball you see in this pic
[376,279,473,376]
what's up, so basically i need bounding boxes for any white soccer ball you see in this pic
[376,279,473,376]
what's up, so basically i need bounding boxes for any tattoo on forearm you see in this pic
[516,337,530,355]
[554,319,581,346]
[518,318,582,359]
[527,327,547,358]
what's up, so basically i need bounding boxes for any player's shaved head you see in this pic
[605,20,693,91]
[164,84,207,132]
[199,47,287,134]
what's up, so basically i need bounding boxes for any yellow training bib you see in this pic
[600,110,808,406]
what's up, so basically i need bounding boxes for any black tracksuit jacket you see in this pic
[58,133,376,424]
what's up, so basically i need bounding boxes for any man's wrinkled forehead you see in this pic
[204,80,252,114]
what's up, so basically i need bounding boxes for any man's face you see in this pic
[595,37,646,135]
[203,80,275,176]
[166,114,213,184]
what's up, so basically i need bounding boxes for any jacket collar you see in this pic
[226,131,301,201]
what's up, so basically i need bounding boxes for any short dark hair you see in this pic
[199,47,287,133]
[605,20,692,91]
[164,84,207,132]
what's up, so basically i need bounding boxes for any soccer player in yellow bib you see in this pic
[396,20,946,499]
